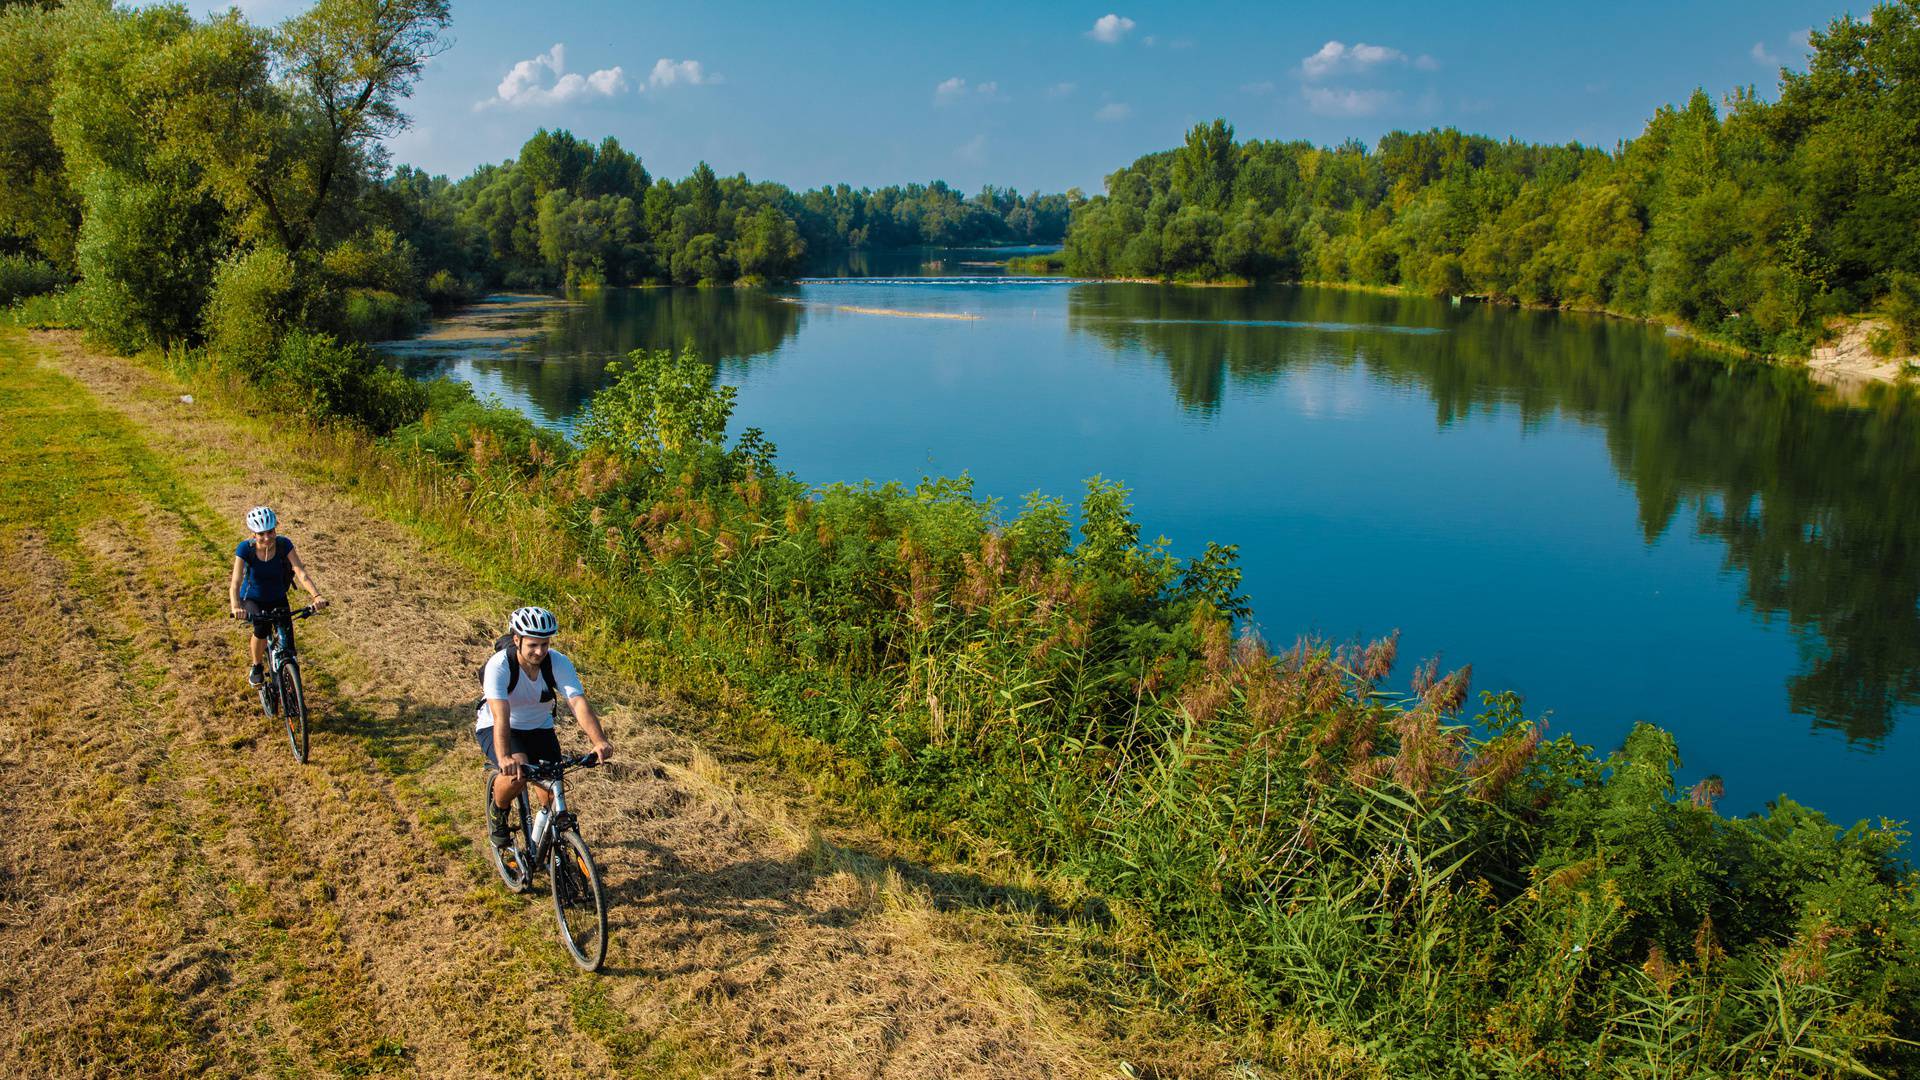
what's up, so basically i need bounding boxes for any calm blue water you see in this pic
[384,269,1920,832]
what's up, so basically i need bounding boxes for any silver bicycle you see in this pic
[484,754,607,971]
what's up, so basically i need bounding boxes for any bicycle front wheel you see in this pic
[550,829,606,972]
[278,660,308,764]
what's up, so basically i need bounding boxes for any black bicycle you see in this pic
[484,753,608,971]
[245,606,317,763]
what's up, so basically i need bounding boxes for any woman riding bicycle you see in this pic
[480,606,613,847]
[227,506,328,686]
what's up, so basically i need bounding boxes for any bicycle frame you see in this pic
[522,774,576,862]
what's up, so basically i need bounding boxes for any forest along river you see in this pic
[381,248,1920,834]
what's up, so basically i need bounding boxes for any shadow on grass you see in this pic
[286,672,1118,981]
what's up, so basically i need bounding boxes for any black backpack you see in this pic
[476,634,558,713]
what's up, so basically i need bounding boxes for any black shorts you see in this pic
[243,598,291,641]
[476,725,563,768]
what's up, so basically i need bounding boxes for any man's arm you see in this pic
[489,698,520,776]
[567,695,613,762]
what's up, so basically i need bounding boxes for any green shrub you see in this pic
[1005,252,1068,274]
[268,329,424,434]
[320,228,419,296]
[0,253,62,305]
[337,287,427,342]
[5,286,84,328]
[1882,271,1920,354]
[423,269,476,312]
[204,246,304,375]
[386,377,564,471]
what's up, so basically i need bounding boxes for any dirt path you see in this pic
[0,330,1250,1078]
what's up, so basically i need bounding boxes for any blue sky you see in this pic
[220,0,1841,193]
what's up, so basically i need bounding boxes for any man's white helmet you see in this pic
[246,506,277,532]
[508,606,558,638]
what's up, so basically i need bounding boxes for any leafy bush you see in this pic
[320,228,419,296]
[336,287,427,342]
[204,246,304,375]
[423,269,476,312]
[268,330,424,434]
[1882,271,1920,354]
[386,377,565,471]
[4,286,84,328]
[0,253,62,304]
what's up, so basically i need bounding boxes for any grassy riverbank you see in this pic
[35,308,1908,1077]
[2,325,1292,1077]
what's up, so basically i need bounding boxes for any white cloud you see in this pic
[1414,54,1439,71]
[1303,86,1396,117]
[1095,102,1131,122]
[1046,81,1078,97]
[1087,14,1136,44]
[1754,30,1813,67]
[957,134,988,164]
[1300,40,1409,80]
[649,58,717,88]
[934,77,1004,104]
[479,45,628,109]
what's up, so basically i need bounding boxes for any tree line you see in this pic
[388,132,1078,292]
[1062,0,1920,357]
[0,0,1074,356]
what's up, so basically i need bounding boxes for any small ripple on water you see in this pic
[1088,317,1447,335]
[793,276,1095,286]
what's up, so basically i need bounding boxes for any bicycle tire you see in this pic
[550,828,607,972]
[484,780,533,893]
[279,659,309,764]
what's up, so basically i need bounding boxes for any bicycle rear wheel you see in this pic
[551,829,606,972]
[278,659,309,764]
[484,781,533,893]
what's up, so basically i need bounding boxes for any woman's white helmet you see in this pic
[245,506,277,532]
[508,605,558,638]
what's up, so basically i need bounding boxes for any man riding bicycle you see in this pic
[479,606,613,847]
[227,506,328,686]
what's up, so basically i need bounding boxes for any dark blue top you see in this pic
[236,537,294,604]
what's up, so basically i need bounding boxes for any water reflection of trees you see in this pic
[481,288,803,421]
[1069,285,1920,743]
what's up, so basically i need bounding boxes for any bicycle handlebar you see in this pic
[521,753,601,781]
[238,605,317,623]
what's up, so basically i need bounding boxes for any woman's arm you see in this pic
[286,547,328,609]
[228,556,246,617]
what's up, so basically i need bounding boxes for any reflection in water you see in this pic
[803,244,1061,279]
[383,288,803,425]
[1069,285,1920,744]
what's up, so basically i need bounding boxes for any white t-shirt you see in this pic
[475,649,584,731]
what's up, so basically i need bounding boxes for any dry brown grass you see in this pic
[0,328,1286,1077]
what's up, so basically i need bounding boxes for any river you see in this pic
[381,249,1920,832]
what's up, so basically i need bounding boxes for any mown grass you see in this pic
[0,328,731,1076]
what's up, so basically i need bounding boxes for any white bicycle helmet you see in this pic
[245,506,278,532]
[508,605,558,638]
